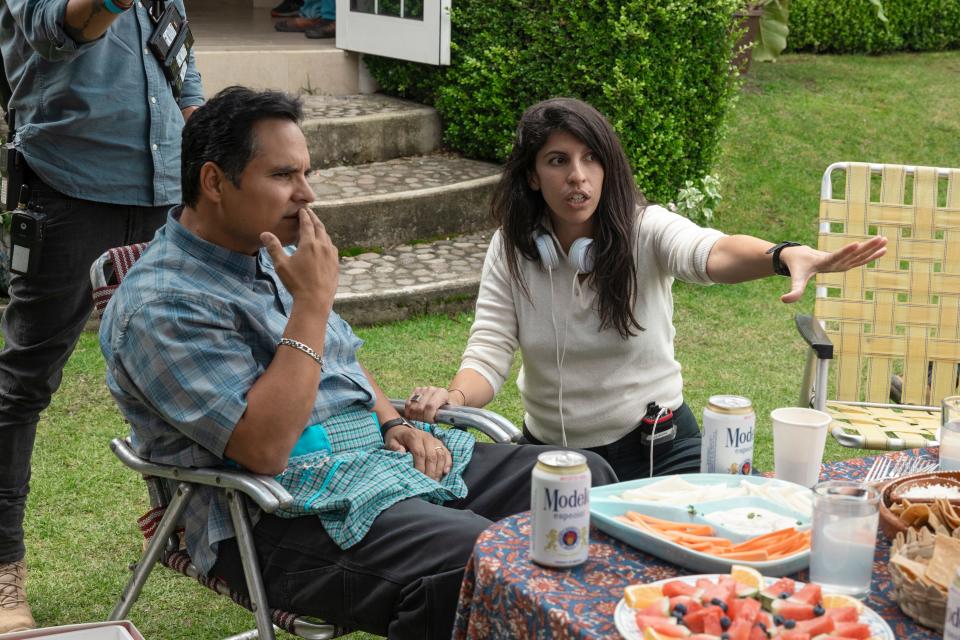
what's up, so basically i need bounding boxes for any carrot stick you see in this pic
[713,549,770,561]
[668,531,735,546]
[729,527,799,552]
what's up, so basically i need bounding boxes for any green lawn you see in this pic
[23,52,960,638]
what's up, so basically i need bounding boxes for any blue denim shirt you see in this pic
[0,0,203,205]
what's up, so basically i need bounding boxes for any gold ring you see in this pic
[434,446,443,451]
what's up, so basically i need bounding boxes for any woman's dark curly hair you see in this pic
[492,97,645,338]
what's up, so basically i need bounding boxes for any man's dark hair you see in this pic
[181,86,303,207]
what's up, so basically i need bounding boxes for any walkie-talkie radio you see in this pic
[147,1,194,99]
[10,186,46,277]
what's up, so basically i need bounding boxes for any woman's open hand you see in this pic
[779,236,888,304]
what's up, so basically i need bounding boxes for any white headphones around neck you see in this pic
[533,230,595,273]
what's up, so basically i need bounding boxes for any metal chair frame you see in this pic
[95,245,521,638]
[797,162,960,450]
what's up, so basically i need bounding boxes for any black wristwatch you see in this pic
[765,241,803,277]
[380,416,414,436]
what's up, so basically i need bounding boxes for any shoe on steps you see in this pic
[305,21,336,39]
[0,561,35,633]
[275,16,331,32]
[270,0,303,18]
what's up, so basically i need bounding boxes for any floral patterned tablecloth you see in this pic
[453,448,940,640]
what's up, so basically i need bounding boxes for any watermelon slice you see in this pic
[759,577,797,609]
[683,606,724,633]
[748,625,767,640]
[831,621,872,639]
[770,599,817,620]
[794,614,836,636]
[634,616,692,637]
[725,618,752,640]
[670,595,703,616]
[702,609,724,636]
[789,583,822,606]
[663,580,701,598]
[824,606,859,623]
[729,597,761,624]
[638,597,671,617]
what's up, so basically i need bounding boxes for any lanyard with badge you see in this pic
[145,0,194,99]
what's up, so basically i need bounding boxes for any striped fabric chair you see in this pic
[796,162,960,450]
[92,245,521,639]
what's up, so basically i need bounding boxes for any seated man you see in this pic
[99,86,617,639]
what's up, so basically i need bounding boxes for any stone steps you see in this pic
[301,94,441,169]
[334,231,491,327]
[310,153,499,249]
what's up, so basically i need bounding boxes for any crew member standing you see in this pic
[0,0,203,630]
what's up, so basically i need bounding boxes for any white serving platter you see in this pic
[613,574,893,640]
[590,474,813,575]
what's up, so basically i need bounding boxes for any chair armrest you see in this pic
[390,399,522,443]
[110,438,294,513]
[795,314,833,360]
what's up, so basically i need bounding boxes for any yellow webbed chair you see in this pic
[796,162,960,450]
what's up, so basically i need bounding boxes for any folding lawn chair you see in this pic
[796,162,960,450]
[92,244,522,639]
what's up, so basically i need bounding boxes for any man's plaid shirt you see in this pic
[100,208,475,574]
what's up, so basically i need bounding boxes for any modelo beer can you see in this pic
[530,450,591,567]
[700,395,756,475]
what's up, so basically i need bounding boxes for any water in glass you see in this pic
[809,481,879,598]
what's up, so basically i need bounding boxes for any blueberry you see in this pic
[721,634,730,640]
[710,597,729,612]
[756,621,767,631]
[720,615,731,630]
[813,604,825,616]
[779,591,791,599]
[773,615,784,626]
[673,603,687,615]
[783,619,797,629]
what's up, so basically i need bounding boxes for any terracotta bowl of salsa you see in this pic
[879,471,960,539]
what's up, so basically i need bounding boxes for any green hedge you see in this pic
[364,0,741,204]
[787,0,960,54]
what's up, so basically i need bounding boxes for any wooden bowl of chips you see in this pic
[880,471,960,539]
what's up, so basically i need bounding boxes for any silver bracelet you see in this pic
[278,338,324,370]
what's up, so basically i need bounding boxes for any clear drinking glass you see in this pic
[808,481,880,598]
[941,396,960,471]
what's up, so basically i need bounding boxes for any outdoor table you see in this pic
[453,448,940,639]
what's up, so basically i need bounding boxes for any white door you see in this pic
[336,0,451,66]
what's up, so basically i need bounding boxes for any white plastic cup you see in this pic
[771,407,832,488]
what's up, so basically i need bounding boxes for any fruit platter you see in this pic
[591,474,814,575]
[615,565,893,640]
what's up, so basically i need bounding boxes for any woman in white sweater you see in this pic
[405,98,885,480]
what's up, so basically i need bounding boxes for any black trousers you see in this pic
[211,442,617,639]
[0,185,167,563]
[520,402,702,481]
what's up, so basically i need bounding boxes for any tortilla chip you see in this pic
[938,499,960,530]
[924,534,960,589]
[891,552,929,581]
[929,510,949,534]
[901,503,932,528]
